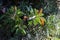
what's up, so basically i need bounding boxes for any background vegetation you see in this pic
[0,0,60,40]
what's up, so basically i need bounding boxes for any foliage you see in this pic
[0,0,59,40]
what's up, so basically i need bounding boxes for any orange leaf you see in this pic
[40,17,45,26]
[38,8,43,14]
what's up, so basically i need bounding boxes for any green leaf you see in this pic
[28,21,32,25]
[19,28,26,36]
[33,19,38,25]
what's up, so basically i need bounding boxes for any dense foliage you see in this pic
[0,0,59,40]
